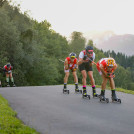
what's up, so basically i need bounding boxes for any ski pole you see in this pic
[59,59,64,63]
[88,58,99,67]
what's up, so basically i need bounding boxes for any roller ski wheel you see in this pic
[100,96,109,103]
[93,93,99,98]
[82,93,90,100]
[7,84,10,87]
[13,84,16,87]
[63,89,69,94]
[75,89,82,94]
[112,98,121,103]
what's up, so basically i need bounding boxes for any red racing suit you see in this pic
[97,58,115,75]
[64,57,77,70]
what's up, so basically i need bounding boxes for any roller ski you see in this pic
[82,90,90,99]
[12,84,16,87]
[7,84,10,87]
[75,88,82,94]
[92,89,99,98]
[111,91,121,103]
[63,88,69,94]
[99,90,109,103]
[100,95,109,103]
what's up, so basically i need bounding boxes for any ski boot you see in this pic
[82,90,90,99]
[111,92,121,103]
[7,84,10,87]
[92,89,99,98]
[100,95,109,103]
[75,88,82,94]
[63,88,69,94]
[99,90,109,103]
[12,83,16,87]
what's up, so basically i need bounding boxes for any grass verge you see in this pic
[95,85,134,95]
[68,84,134,95]
[0,94,39,134]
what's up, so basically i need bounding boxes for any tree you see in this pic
[69,31,86,56]
[87,40,94,47]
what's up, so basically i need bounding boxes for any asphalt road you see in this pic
[0,85,134,134]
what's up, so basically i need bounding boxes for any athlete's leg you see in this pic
[0,80,2,87]
[72,71,78,90]
[87,71,95,86]
[81,70,87,94]
[101,74,108,90]
[6,73,10,86]
[100,74,108,97]
[64,71,69,89]
[81,70,87,86]
[109,78,117,99]
[87,71,98,96]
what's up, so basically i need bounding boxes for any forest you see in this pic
[0,0,134,90]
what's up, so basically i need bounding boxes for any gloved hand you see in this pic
[73,68,76,71]
[89,57,93,62]
[83,55,87,60]
[88,57,93,63]
[74,64,77,68]
[107,73,115,78]
[110,73,115,78]
[8,70,11,74]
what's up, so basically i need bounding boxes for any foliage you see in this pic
[0,1,133,91]
[69,31,86,56]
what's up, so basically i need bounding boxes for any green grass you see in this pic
[68,84,134,95]
[0,94,39,134]
[115,87,134,95]
[95,85,134,95]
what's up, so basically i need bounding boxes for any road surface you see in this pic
[0,85,134,134]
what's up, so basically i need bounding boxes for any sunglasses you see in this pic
[71,57,75,59]
[87,50,93,54]
[108,66,113,68]
[87,52,93,54]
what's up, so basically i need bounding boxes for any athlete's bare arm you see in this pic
[75,59,78,69]
[64,59,69,70]
[113,63,117,72]
[78,58,83,65]
[100,64,107,77]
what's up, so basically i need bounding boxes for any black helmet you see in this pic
[69,52,76,58]
[85,46,93,54]
[7,63,11,68]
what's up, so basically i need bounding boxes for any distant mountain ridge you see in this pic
[84,31,134,56]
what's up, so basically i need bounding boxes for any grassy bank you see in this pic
[67,84,134,95]
[0,94,39,134]
[95,85,134,95]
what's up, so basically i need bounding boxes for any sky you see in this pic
[12,0,134,37]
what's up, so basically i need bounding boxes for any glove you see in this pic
[107,73,115,78]
[83,55,87,60]
[73,68,76,71]
[89,57,93,61]
[110,73,115,78]
[74,64,77,68]
[8,70,11,74]
[88,57,93,63]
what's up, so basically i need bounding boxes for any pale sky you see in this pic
[12,0,134,37]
